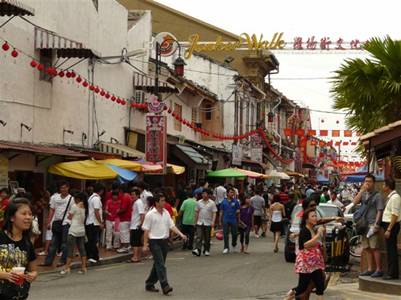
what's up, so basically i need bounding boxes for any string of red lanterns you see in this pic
[1,39,147,110]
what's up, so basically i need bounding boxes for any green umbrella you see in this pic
[207,168,246,178]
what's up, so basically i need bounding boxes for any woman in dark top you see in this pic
[239,194,254,254]
[0,198,38,299]
[286,208,325,300]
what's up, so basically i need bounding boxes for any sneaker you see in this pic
[88,258,98,264]
[204,251,210,256]
[359,270,374,276]
[162,285,173,295]
[232,246,238,253]
[222,248,229,254]
[255,234,260,239]
[116,247,129,253]
[192,249,200,256]
[370,271,384,278]
[37,251,47,256]
[60,269,70,275]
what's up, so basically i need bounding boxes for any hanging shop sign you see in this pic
[232,144,242,166]
[251,146,263,163]
[145,115,167,172]
[0,155,8,188]
[147,94,164,114]
[183,33,366,59]
[154,32,179,57]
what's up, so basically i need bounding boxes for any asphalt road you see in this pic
[30,235,298,300]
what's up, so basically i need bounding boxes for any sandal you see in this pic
[60,268,70,275]
[77,269,87,274]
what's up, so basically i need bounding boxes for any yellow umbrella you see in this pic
[49,160,119,180]
[98,159,143,172]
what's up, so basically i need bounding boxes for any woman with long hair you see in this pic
[269,194,285,253]
[239,194,254,254]
[286,208,325,300]
[0,198,38,299]
[61,192,88,275]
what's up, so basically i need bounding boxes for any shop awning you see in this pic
[234,168,268,179]
[134,73,178,94]
[285,171,305,177]
[207,168,246,179]
[0,0,34,16]
[0,141,87,157]
[265,169,291,180]
[175,144,209,165]
[48,159,139,180]
[34,27,100,58]
[98,142,145,159]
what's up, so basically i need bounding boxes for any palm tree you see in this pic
[331,36,401,135]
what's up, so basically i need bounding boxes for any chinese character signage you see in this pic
[232,144,242,166]
[251,147,263,163]
[146,115,167,171]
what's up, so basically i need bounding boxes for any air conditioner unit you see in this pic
[134,90,146,104]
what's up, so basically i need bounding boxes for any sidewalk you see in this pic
[36,240,183,275]
[36,247,133,274]
[326,283,401,300]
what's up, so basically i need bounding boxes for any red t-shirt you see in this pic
[105,199,121,222]
[279,192,289,204]
[164,202,173,217]
[119,193,133,222]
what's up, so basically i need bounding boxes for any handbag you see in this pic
[52,196,72,235]
[353,191,377,235]
[238,220,247,230]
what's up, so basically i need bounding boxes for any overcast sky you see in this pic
[156,0,400,159]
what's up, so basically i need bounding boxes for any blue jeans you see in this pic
[45,224,69,265]
[146,239,169,289]
[223,222,238,250]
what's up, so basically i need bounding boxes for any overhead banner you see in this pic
[232,144,242,166]
[145,115,167,172]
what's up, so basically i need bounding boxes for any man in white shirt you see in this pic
[382,179,401,280]
[41,181,73,267]
[85,183,104,263]
[213,184,227,206]
[142,194,187,295]
[137,181,153,211]
[129,189,145,263]
[327,193,344,210]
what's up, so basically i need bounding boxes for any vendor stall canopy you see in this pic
[207,168,268,179]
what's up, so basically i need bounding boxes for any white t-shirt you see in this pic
[328,199,344,209]
[50,193,73,225]
[142,207,174,239]
[213,186,227,205]
[68,204,86,237]
[86,193,103,226]
[130,199,145,230]
[140,190,153,211]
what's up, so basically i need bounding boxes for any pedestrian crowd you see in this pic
[0,174,400,298]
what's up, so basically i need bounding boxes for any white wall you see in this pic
[0,0,152,147]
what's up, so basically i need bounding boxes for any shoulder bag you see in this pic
[353,191,377,235]
[52,196,72,235]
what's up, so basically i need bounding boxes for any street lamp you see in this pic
[173,56,186,77]
[159,38,186,77]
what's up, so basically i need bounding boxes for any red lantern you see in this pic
[37,64,44,71]
[76,76,82,83]
[116,98,121,104]
[94,86,100,93]
[111,95,116,101]
[30,60,38,68]
[82,81,89,87]
[46,67,54,76]
[105,93,110,99]
[70,71,76,78]
[100,90,105,96]
[11,49,18,57]
[2,42,10,51]
[121,99,126,105]
[58,71,64,77]
[89,85,95,91]
[66,71,72,78]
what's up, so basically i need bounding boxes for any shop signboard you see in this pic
[145,114,167,172]
[251,146,263,163]
[0,155,8,188]
[232,144,242,166]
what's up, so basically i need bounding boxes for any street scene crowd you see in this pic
[0,174,400,299]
